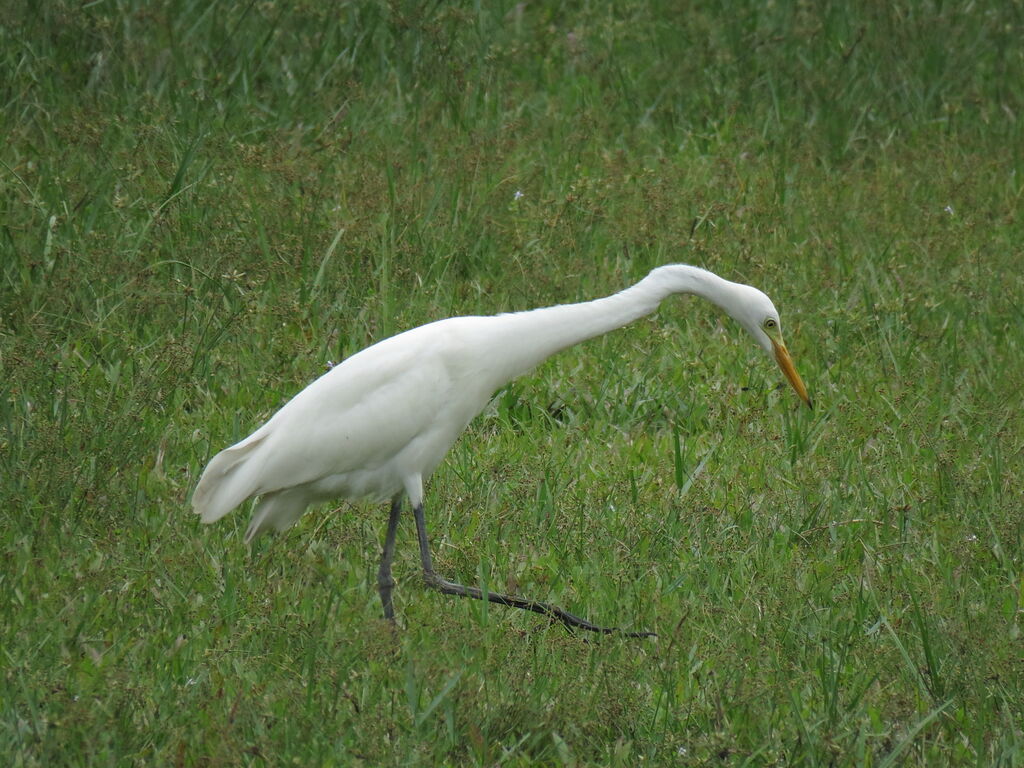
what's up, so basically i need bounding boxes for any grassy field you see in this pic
[3,0,1023,764]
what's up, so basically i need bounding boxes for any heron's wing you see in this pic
[191,328,466,524]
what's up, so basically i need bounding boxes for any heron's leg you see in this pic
[411,502,655,638]
[377,496,403,621]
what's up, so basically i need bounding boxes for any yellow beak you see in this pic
[771,339,812,408]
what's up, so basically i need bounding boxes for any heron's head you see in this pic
[723,283,812,408]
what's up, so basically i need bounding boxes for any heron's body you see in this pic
[194,317,499,540]
[193,265,810,635]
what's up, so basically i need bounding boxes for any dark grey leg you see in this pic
[411,502,655,638]
[377,495,403,621]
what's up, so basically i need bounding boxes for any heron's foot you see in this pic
[422,570,655,639]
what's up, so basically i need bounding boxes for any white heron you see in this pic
[192,264,811,637]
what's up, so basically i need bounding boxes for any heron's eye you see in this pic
[764,318,777,330]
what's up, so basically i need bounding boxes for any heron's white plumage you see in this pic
[192,264,809,542]
[194,317,502,539]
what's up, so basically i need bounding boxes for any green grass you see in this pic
[3,0,1023,764]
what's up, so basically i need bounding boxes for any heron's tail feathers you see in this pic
[191,431,270,524]
[244,489,309,543]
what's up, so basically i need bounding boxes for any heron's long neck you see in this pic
[484,265,732,384]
